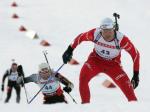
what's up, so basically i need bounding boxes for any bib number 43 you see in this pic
[101,50,110,55]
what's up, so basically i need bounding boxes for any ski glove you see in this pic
[63,86,72,93]
[62,45,74,64]
[131,71,139,89]
[63,83,74,93]
[17,77,24,87]
[1,84,4,91]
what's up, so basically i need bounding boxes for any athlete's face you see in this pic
[101,28,114,41]
[39,68,50,80]
[11,64,17,72]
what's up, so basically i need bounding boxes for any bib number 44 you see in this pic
[44,85,52,90]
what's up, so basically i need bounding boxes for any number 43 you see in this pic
[101,50,110,55]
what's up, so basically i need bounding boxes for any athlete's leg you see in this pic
[5,86,12,103]
[79,53,103,103]
[105,65,137,101]
[14,85,21,103]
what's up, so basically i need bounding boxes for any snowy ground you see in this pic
[0,0,150,111]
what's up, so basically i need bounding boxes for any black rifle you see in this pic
[113,13,120,49]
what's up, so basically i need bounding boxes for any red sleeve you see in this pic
[120,36,140,72]
[71,28,96,49]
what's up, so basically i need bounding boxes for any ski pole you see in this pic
[67,92,77,104]
[21,76,29,104]
[28,63,65,104]
[43,50,51,71]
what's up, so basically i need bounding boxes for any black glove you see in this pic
[131,71,139,89]
[62,45,74,64]
[63,86,72,93]
[20,82,24,87]
[1,84,4,91]
[17,76,25,87]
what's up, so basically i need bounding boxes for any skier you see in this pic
[17,63,74,104]
[62,17,140,103]
[1,63,24,103]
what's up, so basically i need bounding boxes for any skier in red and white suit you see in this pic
[62,18,140,103]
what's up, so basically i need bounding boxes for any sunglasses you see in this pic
[39,68,50,74]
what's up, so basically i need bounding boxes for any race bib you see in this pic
[38,77,60,94]
[8,72,18,81]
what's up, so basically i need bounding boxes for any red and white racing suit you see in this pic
[71,28,140,103]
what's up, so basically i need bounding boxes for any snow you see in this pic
[0,0,150,111]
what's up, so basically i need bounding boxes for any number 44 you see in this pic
[45,85,52,90]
